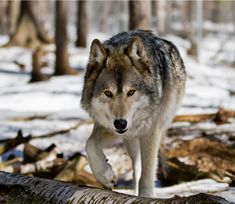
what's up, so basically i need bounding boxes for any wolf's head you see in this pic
[81,37,161,135]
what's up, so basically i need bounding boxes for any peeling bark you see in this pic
[0,171,230,203]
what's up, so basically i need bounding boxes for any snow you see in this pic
[116,179,231,200]
[0,32,235,201]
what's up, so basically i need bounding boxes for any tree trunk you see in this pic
[98,1,111,33]
[0,171,230,203]
[156,1,167,36]
[129,0,151,30]
[196,0,203,62]
[233,1,235,66]
[29,47,48,83]
[76,0,88,48]
[180,1,193,38]
[211,1,220,23]
[0,1,8,34]
[4,0,52,49]
[6,0,20,35]
[54,1,76,76]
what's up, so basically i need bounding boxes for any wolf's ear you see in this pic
[127,36,147,60]
[127,36,151,75]
[89,39,107,64]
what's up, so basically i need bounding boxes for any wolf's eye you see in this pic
[127,89,135,97]
[104,90,113,98]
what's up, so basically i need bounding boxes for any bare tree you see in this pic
[4,0,52,48]
[233,1,235,66]
[76,0,88,48]
[0,1,8,34]
[156,1,167,35]
[211,1,220,23]
[196,0,203,62]
[129,0,151,30]
[29,47,48,83]
[6,0,20,35]
[54,1,76,76]
[90,1,111,33]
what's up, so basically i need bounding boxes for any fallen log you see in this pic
[159,137,235,184]
[0,171,230,204]
[167,122,235,143]
[11,114,48,121]
[173,108,235,124]
[23,143,59,163]
[0,143,65,178]
[55,153,102,188]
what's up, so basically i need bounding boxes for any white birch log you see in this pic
[0,171,230,203]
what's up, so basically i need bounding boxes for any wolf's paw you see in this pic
[96,163,116,189]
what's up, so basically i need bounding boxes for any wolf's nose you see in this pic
[114,119,127,130]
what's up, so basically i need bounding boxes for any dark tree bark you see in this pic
[129,0,151,30]
[54,1,76,76]
[4,0,52,48]
[211,1,221,23]
[76,0,88,48]
[0,171,230,203]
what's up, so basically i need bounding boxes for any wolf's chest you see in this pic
[120,117,153,139]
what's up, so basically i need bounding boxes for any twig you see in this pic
[33,119,94,139]
[0,130,31,154]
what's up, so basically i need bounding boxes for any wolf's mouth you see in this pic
[116,129,127,134]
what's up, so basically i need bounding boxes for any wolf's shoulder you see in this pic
[104,30,178,52]
[104,30,156,47]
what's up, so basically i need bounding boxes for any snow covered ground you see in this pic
[0,33,235,201]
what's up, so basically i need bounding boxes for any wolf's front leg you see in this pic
[123,138,141,196]
[85,125,117,189]
[138,132,162,198]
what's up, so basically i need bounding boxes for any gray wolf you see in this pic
[81,30,186,198]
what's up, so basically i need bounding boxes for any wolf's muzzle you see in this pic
[114,119,127,134]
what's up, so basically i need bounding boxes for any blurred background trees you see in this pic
[129,0,151,30]
[76,0,88,48]
[4,1,52,48]
[0,0,234,80]
[54,1,76,76]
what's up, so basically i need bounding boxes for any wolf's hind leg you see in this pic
[85,125,118,189]
[124,138,141,196]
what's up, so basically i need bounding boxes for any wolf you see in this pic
[81,30,186,198]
